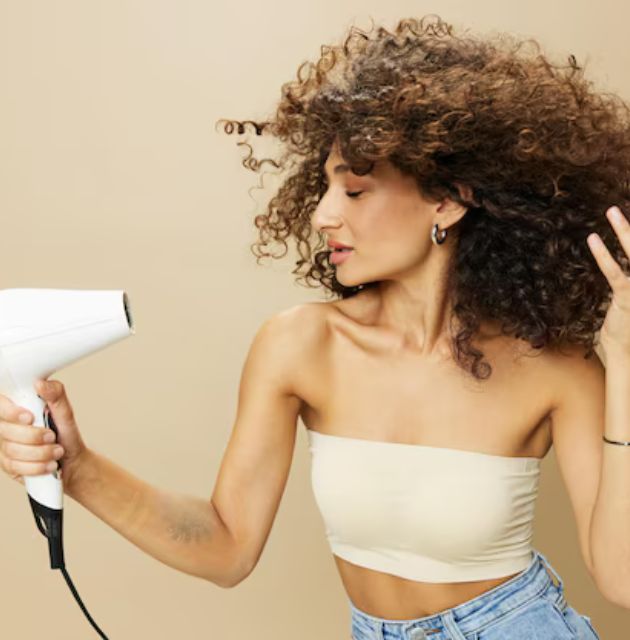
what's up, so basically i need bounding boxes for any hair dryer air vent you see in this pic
[123,292,134,333]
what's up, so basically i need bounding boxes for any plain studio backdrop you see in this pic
[1,1,629,638]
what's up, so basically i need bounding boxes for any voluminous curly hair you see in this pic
[217,14,630,380]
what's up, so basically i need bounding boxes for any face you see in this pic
[311,140,461,288]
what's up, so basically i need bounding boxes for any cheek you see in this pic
[356,195,427,250]
[366,226,430,270]
[364,214,423,250]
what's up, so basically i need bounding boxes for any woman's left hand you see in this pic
[587,205,630,357]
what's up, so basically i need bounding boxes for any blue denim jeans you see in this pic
[349,549,600,639]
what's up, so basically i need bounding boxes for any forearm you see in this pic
[64,448,244,588]
[590,355,630,606]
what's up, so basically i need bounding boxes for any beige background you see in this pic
[0,1,628,638]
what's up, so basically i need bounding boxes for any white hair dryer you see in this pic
[1,288,134,638]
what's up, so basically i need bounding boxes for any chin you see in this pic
[334,270,360,287]
[335,274,372,291]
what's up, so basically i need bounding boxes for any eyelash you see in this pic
[319,178,363,199]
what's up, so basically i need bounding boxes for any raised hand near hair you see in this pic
[0,379,89,489]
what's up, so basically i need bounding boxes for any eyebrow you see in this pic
[323,163,351,178]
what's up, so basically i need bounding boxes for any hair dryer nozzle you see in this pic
[123,292,134,334]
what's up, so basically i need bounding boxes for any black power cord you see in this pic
[29,495,109,639]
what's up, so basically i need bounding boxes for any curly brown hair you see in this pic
[216,14,630,380]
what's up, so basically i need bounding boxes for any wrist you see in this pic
[63,447,95,499]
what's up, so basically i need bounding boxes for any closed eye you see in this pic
[346,191,363,199]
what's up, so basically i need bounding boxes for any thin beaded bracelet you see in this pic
[603,435,630,446]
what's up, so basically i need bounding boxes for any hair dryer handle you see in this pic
[19,389,63,510]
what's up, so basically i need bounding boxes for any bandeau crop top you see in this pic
[306,428,541,583]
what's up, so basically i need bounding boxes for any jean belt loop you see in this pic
[536,549,564,591]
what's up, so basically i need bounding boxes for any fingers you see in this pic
[0,383,69,484]
[0,419,63,479]
[0,419,54,445]
[0,393,34,426]
[1,448,61,478]
[1,438,64,464]
[607,206,630,255]
[588,206,630,294]
[0,380,78,484]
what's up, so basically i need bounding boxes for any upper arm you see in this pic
[210,304,321,583]
[549,344,606,580]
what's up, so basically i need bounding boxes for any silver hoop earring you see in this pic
[431,223,447,245]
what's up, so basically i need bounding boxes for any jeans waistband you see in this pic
[349,549,567,638]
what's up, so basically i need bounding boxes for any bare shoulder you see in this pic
[270,301,331,348]
[545,343,606,413]
[553,342,606,373]
[258,302,331,398]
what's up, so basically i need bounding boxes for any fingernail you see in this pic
[19,413,32,424]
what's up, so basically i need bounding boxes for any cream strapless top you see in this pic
[306,428,542,583]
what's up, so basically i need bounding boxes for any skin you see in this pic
[302,138,556,619]
[314,137,474,356]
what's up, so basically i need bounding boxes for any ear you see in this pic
[453,181,479,206]
[437,182,475,226]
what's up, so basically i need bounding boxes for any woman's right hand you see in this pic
[0,379,89,489]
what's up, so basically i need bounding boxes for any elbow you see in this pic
[217,578,239,589]
[207,571,243,589]
[212,555,255,589]
[222,576,243,589]
[224,558,256,588]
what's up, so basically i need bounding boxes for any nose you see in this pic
[311,196,343,235]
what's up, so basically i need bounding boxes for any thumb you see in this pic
[34,379,77,427]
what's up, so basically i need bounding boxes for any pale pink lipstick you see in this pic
[330,248,353,265]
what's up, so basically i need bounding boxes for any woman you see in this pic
[2,14,629,639]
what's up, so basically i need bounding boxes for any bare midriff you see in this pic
[335,554,523,619]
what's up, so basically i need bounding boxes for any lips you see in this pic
[330,248,353,265]
[327,240,353,250]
